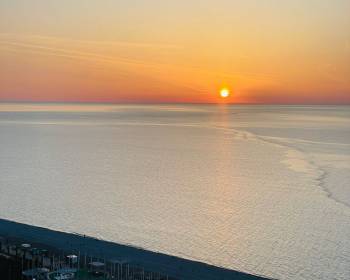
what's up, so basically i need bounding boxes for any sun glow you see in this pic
[220,88,230,98]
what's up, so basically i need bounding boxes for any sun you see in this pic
[220,88,230,98]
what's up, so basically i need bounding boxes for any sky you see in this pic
[0,0,349,104]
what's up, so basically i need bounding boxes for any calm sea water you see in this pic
[0,104,349,280]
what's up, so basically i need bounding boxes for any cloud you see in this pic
[0,39,169,69]
[0,33,282,98]
[0,33,183,50]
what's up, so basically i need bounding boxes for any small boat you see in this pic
[54,272,75,280]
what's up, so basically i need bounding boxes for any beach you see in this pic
[0,218,270,280]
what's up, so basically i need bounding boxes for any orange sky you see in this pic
[0,1,349,104]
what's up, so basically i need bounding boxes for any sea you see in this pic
[0,103,349,280]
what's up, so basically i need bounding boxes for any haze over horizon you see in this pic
[1,0,350,104]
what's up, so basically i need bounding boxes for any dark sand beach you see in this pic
[0,218,271,280]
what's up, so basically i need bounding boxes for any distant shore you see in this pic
[0,218,272,280]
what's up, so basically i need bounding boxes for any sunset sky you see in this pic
[0,0,349,104]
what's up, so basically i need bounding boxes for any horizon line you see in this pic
[0,100,349,106]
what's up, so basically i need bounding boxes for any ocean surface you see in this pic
[0,103,349,280]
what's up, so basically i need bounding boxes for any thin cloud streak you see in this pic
[0,33,183,50]
[0,35,280,86]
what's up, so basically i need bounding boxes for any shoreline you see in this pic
[0,218,272,280]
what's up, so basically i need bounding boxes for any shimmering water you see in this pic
[0,104,349,280]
